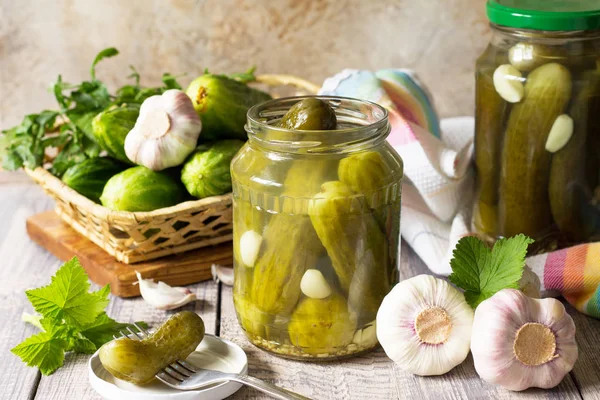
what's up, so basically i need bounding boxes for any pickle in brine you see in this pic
[549,72,600,242]
[309,181,391,324]
[473,67,511,237]
[288,292,356,355]
[499,63,572,238]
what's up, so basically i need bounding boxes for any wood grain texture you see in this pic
[218,241,583,400]
[26,210,232,297]
[0,0,489,132]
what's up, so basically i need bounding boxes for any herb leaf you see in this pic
[25,257,109,328]
[448,234,534,308]
[11,324,69,375]
[13,257,147,375]
[91,47,119,80]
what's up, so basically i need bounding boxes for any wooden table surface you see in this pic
[2,171,600,400]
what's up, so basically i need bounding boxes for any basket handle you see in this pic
[254,74,320,95]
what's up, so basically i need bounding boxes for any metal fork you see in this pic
[115,323,311,400]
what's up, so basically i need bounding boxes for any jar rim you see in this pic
[245,95,390,154]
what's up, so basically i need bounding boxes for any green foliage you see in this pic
[449,234,534,308]
[11,257,146,376]
[1,47,183,176]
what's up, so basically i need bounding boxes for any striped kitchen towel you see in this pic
[320,69,600,319]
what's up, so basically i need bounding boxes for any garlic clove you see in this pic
[239,230,262,267]
[519,264,541,298]
[125,89,202,171]
[211,264,234,286]
[545,114,574,153]
[471,289,578,391]
[493,64,525,103]
[135,271,197,310]
[300,269,332,299]
[376,274,474,376]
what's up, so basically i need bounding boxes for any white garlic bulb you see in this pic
[376,274,474,376]
[471,289,578,391]
[125,89,202,171]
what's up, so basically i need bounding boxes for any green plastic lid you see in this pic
[487,0,600,31]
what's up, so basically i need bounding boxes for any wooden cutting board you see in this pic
[26,211,233,297]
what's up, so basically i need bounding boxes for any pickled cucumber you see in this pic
[509,43,566,72]
[238,98,339,338]
[99,311,205,385]
[549,72,600,242]
[250,161,333,319]
[278,98,337,130]
[309,181,391,324]
[498,63,572,238]
[288,292,356,355]
[473,67,511,237]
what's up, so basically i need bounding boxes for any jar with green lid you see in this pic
[230,96,403,360]
[474,0,600,252]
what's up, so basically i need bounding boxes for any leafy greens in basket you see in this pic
[1,48,182,177]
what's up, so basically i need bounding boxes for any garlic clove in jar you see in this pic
[376,274,474,376]
[493,64,525,103]
[135,271,197,310]
[300,269,332,300]
[471,289,578,391]
[125,89,202,171]
[239,230,262,267]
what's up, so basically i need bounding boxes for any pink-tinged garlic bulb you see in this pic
[125,89,202,171]
[376,275,474,376]
[471,289,578,391]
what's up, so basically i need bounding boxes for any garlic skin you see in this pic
[135,271,197,310]
[125,89,202,171]
[376,274,474,376]
[471,289,578,391]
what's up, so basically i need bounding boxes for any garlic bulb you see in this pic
[135,271,197,310]
[125,89,202,171]
[376,274,474,376]
[471,289,578,391]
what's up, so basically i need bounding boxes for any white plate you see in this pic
[89,334,248,400]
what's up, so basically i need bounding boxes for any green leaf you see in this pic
[91,47,119,80]
[78,312,147,349]
[11,325,68,376]
[25,257,109,328]
[227,66,257,83]
[22,312,44,330]
[66,334,97,354]
[448,234,534,308]
[161,73,183,90]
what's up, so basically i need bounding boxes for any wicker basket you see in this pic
[26,74,319,264]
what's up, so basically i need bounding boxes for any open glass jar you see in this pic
[474,1,600,252]
[231,96,403,360]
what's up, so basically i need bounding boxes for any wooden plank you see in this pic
[33,280,220,400]
[0,183,60,400]
[26,211,233,297]
[568,305,600,400]
[218,241,583,399]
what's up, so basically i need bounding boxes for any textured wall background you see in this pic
[0,0,490,129]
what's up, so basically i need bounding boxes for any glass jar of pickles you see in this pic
[474,0,600,252]
[231,96,403,360]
